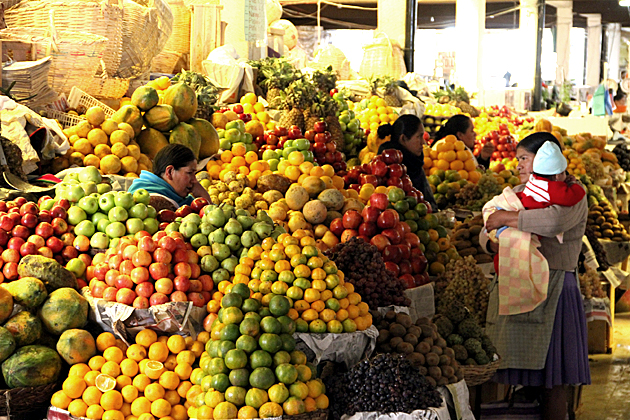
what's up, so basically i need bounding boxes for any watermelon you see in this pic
[2,345,61,388]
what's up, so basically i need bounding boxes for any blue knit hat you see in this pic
[533,141,567,175]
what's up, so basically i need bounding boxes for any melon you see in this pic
[38,288,88,336]
[188,118,220,159]
[302,200,327,224]
[170,122,202,159]
[2,277,47,308]
[0,288,13,324]
[4,311,42,346]
[162,82,198,123]
[144,104,179,132]
[317,189,345,211]
[0,327,16,363]
[137,128,169,160]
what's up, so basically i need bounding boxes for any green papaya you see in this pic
[17,255,77,293]
[4,311,42,346]
[0,327,16,363]
[2,277,47,308]
[2,345,61,388]
[38,288,88,335]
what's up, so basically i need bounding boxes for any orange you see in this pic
[315,394,329,409]
[69,363,91,378]
[458,170,469,180]
[336,309,349,322]
[174,362,193,381]
[138,358,148,374]
[320,290,333,301]
[176,350,195,366]
[146,360,166,380]
[304,397,317,413]
[319,309,336,323]
[443,150,457,162]
[294,300,310,312]
[85,371,101,387]
[102,410,124,420]
[457,149,471,161]
[83,385,103,406]
[68,399,89,417]
[344,283,354,294]
[450,160,464,171]
[133,374,151,392]
[101,361,121,378]
[86,404,105,420]
[148,342,169,362]
[127,343,147,362]
[164,389,181,406]
[347,305,360,319]
[338,298,349,309]
[96,332,118,352]
[301,309,319,322]
[468,170,481,183]
[131,397,152,416]
[101,390,124,411]
[357,302,369,316]
[151,399,172,417]
[304,288,320,303]
[135,330,158,348]
[287,308,299,320]
[159,371,181,390]
[89,355,107,371]
[116,375,132,390]
[347,292,361,306]
[167,335,187,354]
[171,404,188,420]
[177,381,193,399]
[121,384,139,403]
[51,390,72,409]
[104,346,124,364]
[63,376,87,399]
[310,300,325,313]
[435,159,449,170]
[310,166,324,177]
[322,164,334,177]
[464,159,477,171]
[145,383,166,402]
[190,341,204,358]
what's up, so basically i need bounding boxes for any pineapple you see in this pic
[310,65,337,94]
[303,107,319,132]
[304,91,343,149]
[254,58,300,109]
[370,76,402,107]
[278,79,314,132]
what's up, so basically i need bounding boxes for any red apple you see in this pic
[61,246,78,262]
[149,293,170,306]
[0,215,15,232]
[191,197,209,213]
[116,288,136,305]
[7,237,25,251]
[158,236,177,253]
[103,287,118,302]
[135,281,155,298]
[131,267,150,284]
[174,275,191,292]
[342,210,362,230]
[369,193,389,211]
[370,234,391,252]
[52,218,68,236]
[50,205,67,220]
[133,296,150,309]
[187,292,205,307]
[357,222,378,238]
[361,206,381,224]
[199,275,214,292]
[170,291,188,302]
[27,235,45,249]
[46,236,64,254]
[115,274,134,290]
[382,228,402,245]
[377,209,399,229]
[0,229,9,246]
[91,280,108,298]
[400,274,415,289]
[35,222,54,239]
[38,211,52,224]
[382,245,402,264]
[174,262,192,278]
[155,278,174,294]
[340,229,358,243]
[384,261,399,276]
[329,218,345,237]
[19,202,38,216]
[12,225,30,240]
[1,248,20,263]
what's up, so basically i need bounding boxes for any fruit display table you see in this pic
[294,326,378,369]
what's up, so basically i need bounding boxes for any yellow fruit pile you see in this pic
[51,330,205,420]
[238,93,274,131]
[206,147,273,186]
[357,96,398,132]
[424,103,461,118]
[423,136,481,183]
[276,156,345,190]
[473,111,517,139]
[54,106,152,177]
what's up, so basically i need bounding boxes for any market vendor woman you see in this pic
[128,144,210,212]
[377,114,437,211]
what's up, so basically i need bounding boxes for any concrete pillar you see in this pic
[549,1,572,84]
[377,0,407,49]
[607,23,622,81]
[454,0,485,92]
[583,14,602,87]
[516,0,539,90]
[220,0,267,60]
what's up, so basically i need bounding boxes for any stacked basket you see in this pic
[151,0,190,74]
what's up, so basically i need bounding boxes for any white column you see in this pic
[454,0,485,92]
[377,0,407,48]
[607,23,622,81]
[549,1,572,84]
[220,0,267,60]
[516,0,539,90]
[583,14,602,86]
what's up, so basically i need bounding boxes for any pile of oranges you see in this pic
[51,330,206,420]
[423,135,481,183]
[206,232,372,334]
[206,146,273,187]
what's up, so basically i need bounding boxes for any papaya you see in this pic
[5,311,42,346]
[18,255,77,292]
[38,288,88,335]
[144,104,179,132]
[137,128,170,160]
[2,345,62,388]
[0,327,16,363]
[188,118,220,159]
[0,288,13,324]
[131,85,159,111]
[535,118,553,133]
[56,329,96,365]
[169,122,201,159]
[2,277,47,308]
[162,82,198,123]
[111,105,143,137]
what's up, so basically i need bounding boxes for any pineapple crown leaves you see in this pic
[369,75,398,95]
[253,57,302,92]
[433,85,470,104]
[308,91,339,118]
[310,65,338,93]
[279,77,316,111]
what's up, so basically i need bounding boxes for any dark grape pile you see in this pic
[613,144,630,171]
[585,225,610,271]
[325,237,411,309]
[324,354,442,420]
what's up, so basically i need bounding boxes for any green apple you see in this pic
[74,220,95,237]
[146,206,157,219]
[115,192,134,209]
[92,212,108,225]
[78,196,99,215]
[129,203,148,219]
[66,173,80,182]
[220,139,231,150]
[295,139,309,151]
[106,221,126,238]
[40,199,55,211]
[262,150,278,161]
[81,181,97,195]
[67,206,87,225]
[126,218,145,234]
[90,232,109,249]
[97,183,112,194]
[142,218,159,234]
[66,258,86,277]
[79,166,102,184]
[225,128,242,143]
[66,185,86,203]
[97,218,111,233]
[109,238,120,249]
[99,193,116,213]
[132,189,150,206]
[243,133,253,144]
[108,206,128,223]
[217,128,225,138]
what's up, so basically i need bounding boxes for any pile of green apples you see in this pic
[218,120,257,153]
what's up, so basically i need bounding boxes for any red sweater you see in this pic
[493,175,585,273]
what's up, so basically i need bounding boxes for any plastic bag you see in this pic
[202,45,255,103]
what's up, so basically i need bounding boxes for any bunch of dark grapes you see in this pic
[325,237,410,309]
[324,354,442,420]
[613,144,630,171]
[585,225,610,271]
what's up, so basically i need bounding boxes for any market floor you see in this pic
[577,313,630,419]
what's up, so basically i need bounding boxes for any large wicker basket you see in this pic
[460,355,502,387]
[4,0,123,76]
[283,409,328,420]
[0,382,58,418]
[0,27,108,96]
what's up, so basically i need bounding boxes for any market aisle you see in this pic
[577,313,630,419]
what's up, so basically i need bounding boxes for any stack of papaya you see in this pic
[0,255,89,389]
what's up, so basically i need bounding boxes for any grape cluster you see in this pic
[324,354,443,420]
[579,268,606,299]
[613,144,630,171]
[585,226,611,270]
[435,256,490,324]
[325,237,411,309]
[455,174,504,211]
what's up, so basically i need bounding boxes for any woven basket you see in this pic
[116,0,173,78]
[283,409,328,420]
[84,76,130,99]
[0,0,21,11]
[0,27,108,96]
[460,356,502,387]
[0,382,58,417]
[4,0,123,77]
[151,49,184,74]
[163,0,190,53]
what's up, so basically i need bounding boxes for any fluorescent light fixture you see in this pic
[620,0,630,6]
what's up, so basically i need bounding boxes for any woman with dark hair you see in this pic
[377,114,437,211]
[128,144,210,211]
[434,114,494,168]
[482,131,590,420]
[609,90,630,135]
